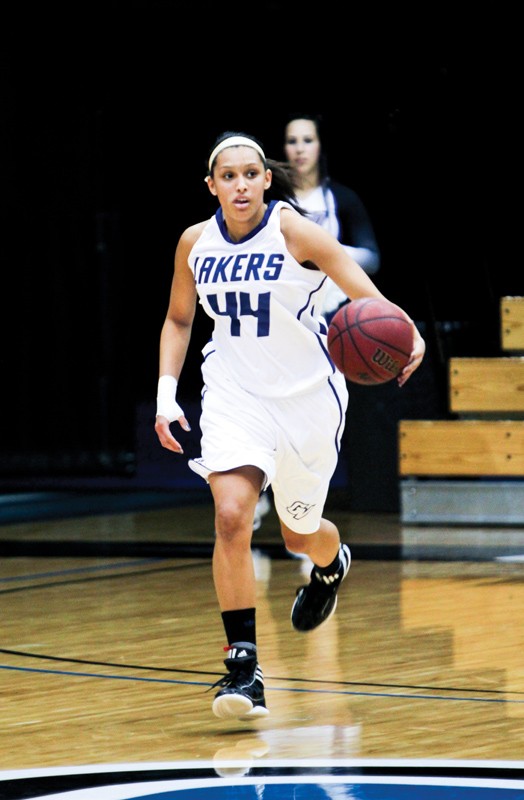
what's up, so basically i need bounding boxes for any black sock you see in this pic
[315,546,342,579]
[221,608,256,647]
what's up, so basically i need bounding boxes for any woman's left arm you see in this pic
[332,184,381,275]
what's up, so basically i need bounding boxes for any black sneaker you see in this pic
[291,544,351,632]
[211,642,269,720]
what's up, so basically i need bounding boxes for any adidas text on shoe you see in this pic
[291,543,351,632]
[211,642,269,720]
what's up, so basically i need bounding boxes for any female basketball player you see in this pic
[154,132,425,721]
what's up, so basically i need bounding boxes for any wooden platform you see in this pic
[501,295,524,351]
[398,419,524,476]
[397,298,524,524]
[449,357,524,414]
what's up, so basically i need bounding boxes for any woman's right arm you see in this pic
[154,223,203,453]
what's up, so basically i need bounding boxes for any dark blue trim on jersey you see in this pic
[202,344,216,362]
[328,375,346,456]
[317,330,336,375]
[297,275,329,330]
[216,200,278,244]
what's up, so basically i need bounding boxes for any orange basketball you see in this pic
[327,298,413,385]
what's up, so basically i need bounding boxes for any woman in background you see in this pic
[283,111,381,321]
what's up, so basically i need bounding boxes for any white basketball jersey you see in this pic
[188,200,336,398]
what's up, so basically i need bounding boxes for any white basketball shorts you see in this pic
[188,352,349,534]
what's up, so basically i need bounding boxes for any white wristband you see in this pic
[156,375,185,423]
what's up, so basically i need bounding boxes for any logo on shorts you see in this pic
[287,501,316,520]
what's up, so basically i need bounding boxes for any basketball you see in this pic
[327,297,413,385]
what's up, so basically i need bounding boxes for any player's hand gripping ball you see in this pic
[327,297,413,385]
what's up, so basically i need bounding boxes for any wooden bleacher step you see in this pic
[398,419,524,477]
[449,357,524,413]
[501,296,524,351]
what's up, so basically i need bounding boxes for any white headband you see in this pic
[208,136,266,172]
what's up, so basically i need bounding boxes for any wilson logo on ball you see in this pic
[371,348,403,374]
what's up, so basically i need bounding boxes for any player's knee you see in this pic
[215,498,253,543]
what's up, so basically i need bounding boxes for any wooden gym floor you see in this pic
[1,490,524,798]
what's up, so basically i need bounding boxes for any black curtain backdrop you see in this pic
[1,1,518,502]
